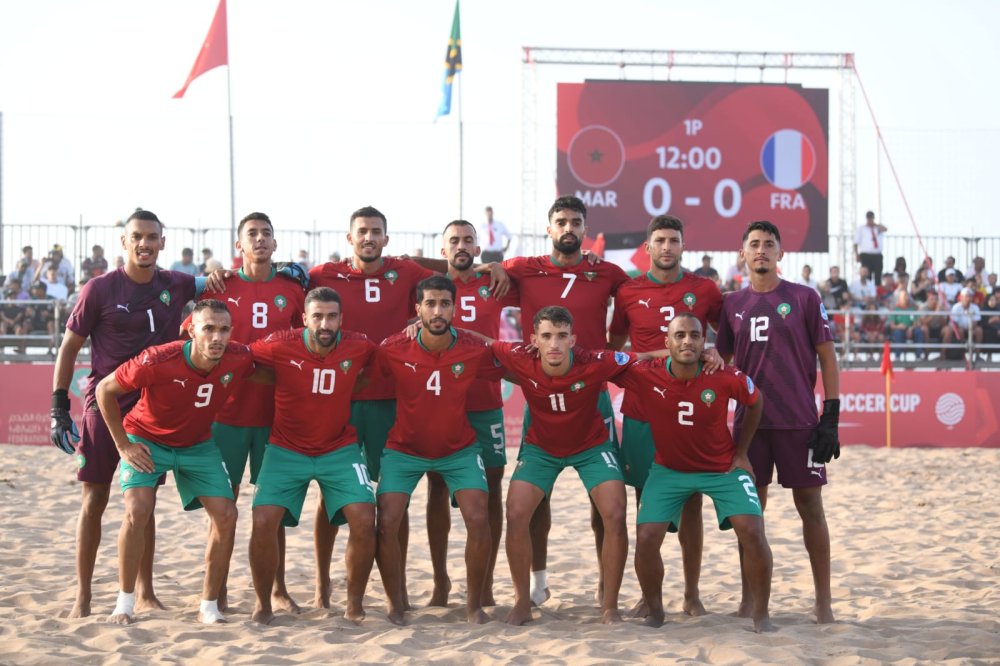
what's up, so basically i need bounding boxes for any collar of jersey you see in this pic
[447,271,483,284]
[666,356,702,380]
[646,267,684,285]
[237,266,276,282]
[302,327,341,353]
[417,326,458,352]
[348,257,385,273]
[548,254,584,268]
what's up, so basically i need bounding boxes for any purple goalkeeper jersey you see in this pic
[715,279,833,430]
[66,268,196,410]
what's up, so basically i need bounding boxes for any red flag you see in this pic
[173,0,229,99]
[879,339,893,378]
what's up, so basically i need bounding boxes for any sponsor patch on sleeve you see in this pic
[819,303,830,321]
[614,351,630,366]
[746,375,756,394]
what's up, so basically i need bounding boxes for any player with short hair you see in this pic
[95,300,258,625]
[608,214,723,616]
[50,209,201,618]
[714,220,840,624]
[501,195,630,605]
[614,313,774,633]
[372,275,503,625]
[248,287,377,625]
[491,305,636,626]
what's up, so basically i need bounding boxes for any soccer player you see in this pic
[501,195,630,605]
[614,313,774,633]
[188,212,306,612]
[372,275,503,625]
[248,287,377,625]
[714,220,840,624]
[50,209,201,618]
[95,300,257,624]
[425,220,519,607]
[608,214,723,616]
[491,306,636,626]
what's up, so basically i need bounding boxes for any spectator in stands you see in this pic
[6,258,34,296]
[479,206,513,263]
[891,256,907,283]
[198,248,214,275]
[22,282,55,337]
[849,266,877,307]
[917,290,947,358]
[965,277,987,307]
[851,302,885,359]
[916,256,936,284]
[966,256,988,286]
[909,269,933,303]
[296,249,313,270]
[34,245,74,293]
[887,285,924,360]
[937,256,964,284]
[694,254,721,286]
[17,246,40,279]
[328,252,341,263]
[797,264,820,293]
[938,268,963,305]
[982,292,1000,360]
[854,210,887,280]
[81,245,108,279]
[988,273,998,297]
[822,266,850,309]
[114,255,125,270]
[877,273,896,308]
[724,255,748,291]
[171,247,199,277]
[1,283,25,336]
[41,265,69,301]
[942,288,983,357]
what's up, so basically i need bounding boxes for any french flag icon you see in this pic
[760,129,816,190]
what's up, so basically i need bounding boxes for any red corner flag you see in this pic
[173,0,229,99]
[879,340,894,378]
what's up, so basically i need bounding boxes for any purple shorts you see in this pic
[77,406,121,484]
[737,428,827,489]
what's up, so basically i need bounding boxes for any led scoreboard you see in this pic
[556,81,829,252]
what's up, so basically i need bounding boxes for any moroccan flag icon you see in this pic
[567,125,626,188]
[760,129,816,190]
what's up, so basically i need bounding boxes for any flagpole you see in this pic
[458,73,464,219]
[226,64,236,260]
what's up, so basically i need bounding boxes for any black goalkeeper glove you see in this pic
[275,262,310,290]
[50,389,80,455]
[808,398,840,464]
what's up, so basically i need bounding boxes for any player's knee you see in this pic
[793,489,826,522]
[214,501,238,533]
[251,508,280,535]
[635,526,662,553]
[123,500,154,530]
[505,501,534,530]
[80,483,111,514]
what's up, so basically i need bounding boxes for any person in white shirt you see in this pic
[797,264,820,293]
[938,268,963,305]
[41,265,69,301]
[849,266,877,307]
[853,211,887,281]
[478,206,512,263]
[942,288,983,352]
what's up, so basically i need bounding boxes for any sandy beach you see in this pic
[0,443,997,664]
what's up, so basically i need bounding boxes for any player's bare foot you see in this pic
[251,607,274,625]
[108,612,134,625]
[529,587,550,607]
[467,607,490,624]
[752,615,778,633]
[683,595,707,617]
[428,578,451,607]
[385,607,406,626]
[642,611,665,628]
[70,596,91,619]
[272,591,301,614]
[344,603,366,625]
[505,603,534,626]
[815,603,835,624]
[628,598,649,618]
[134,594,165,613]
[601,608,623,624]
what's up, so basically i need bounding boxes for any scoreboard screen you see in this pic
[556,80,829,252]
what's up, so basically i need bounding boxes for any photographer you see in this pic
[33,244,75,294]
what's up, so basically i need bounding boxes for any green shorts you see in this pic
[621,417,655,489]
[212,423,270,487]
[253,443,376,527]
[468,408,506,468]
[377,446,487,506]
[637,463,763,531]
[120,435,234,511]
[512,441,623,499]
[520,389,619,448]
[350,399,396,481]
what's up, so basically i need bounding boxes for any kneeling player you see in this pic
[96,300,257,625]
[614,313,775,633]
[249,287,377,625]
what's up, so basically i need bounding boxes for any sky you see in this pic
[0,0,998,269]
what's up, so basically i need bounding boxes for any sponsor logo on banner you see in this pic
[934,393,965,428]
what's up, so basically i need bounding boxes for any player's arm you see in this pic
[730,389,764,478]
[608,332,629,351]
[809,341,841,464]
[95,374,154,473]
[247,366,275,385]
[50,330,87,454]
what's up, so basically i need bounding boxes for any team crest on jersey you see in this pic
[683,292,697,309]
[159,290,171,306]
[384,270,398,285]
[340,359,353,374]
[121,468,133,483]
[220,372,234,386]
[477,285,491,300]
[571,381,585,392]
[451,362,465,378]
[777,302,792,319]
[700,388,716,406]
[274,295,287,311]
[584,271,597,281]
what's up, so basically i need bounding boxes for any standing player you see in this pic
[491,306,636,626]
[248,288,377,625]
[190,212,306,613]
[95,300,256,624]
[714,220,840,624]
[372,276,502,625]
[607,215,722,616]
[50,209,200,618]
[501,195,629,604]
[614,313,775,633]
[425,220,519,607]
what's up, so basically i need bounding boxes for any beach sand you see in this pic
[0,444,997,664]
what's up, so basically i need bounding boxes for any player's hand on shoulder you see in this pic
[583,250,603,265]
[117,439,154,474]
[484,262,511,300]
[203,269,232,294]
[404,320,422,340]
[701,347,725,374]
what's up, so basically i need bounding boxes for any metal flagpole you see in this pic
[226,66,236,259]
[458,73,464,219]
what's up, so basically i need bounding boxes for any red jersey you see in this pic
[251,328,375,456]
[491,342,635,457]
[451,272,520,412]
[609,270,723,420]
[309,257,435,401]
[502,255,628,349]
[188,268,306,428]
[116,340,255,448]
[614,361,758,473]
[373,329,503,458]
